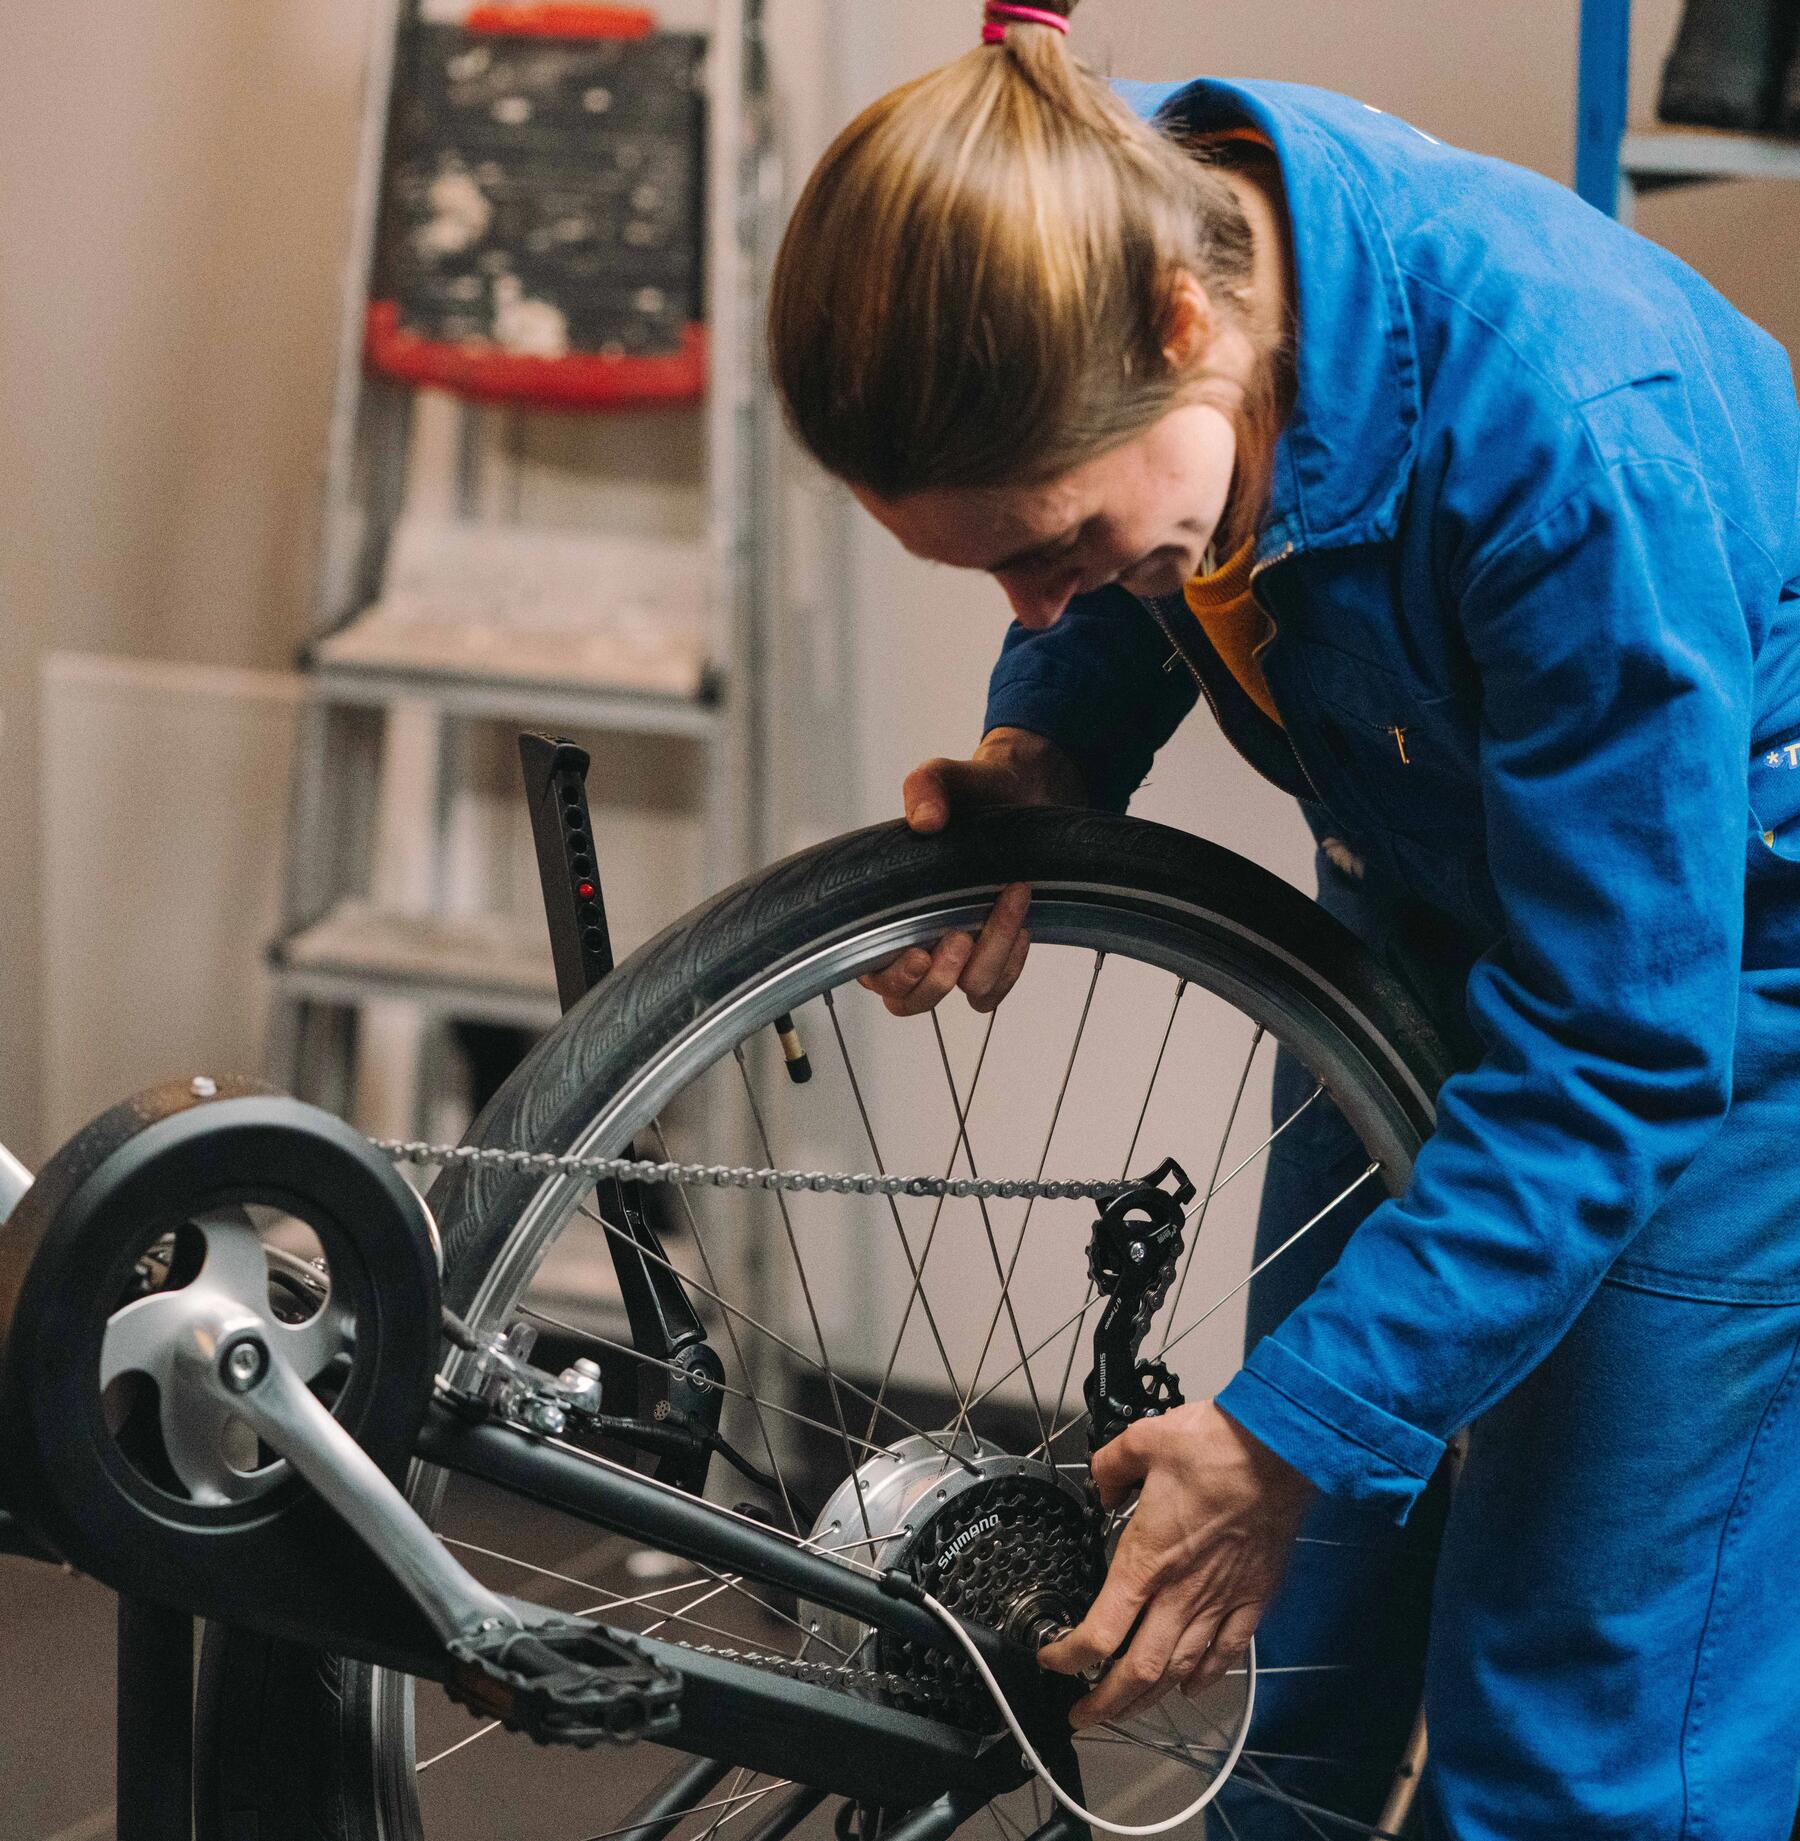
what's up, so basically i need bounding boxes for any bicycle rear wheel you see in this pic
[198,808,1452,1841]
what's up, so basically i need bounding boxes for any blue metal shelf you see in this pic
[1575,0,1632,215]
[1577,0,1800,220]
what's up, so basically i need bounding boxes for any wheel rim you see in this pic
[370,886,1436,1841]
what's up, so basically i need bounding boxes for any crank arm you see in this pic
[186,1314,682,1745]
[191,1316,518,1644]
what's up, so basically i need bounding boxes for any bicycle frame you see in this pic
[412,1398,1066,1805]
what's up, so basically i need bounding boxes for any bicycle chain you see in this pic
[376,1138,1133,1204]
[673,1639,941,1709]
[379,1146,1129,1721]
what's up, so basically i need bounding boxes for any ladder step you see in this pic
[314,618,708,699]
[316,519,715,702]
[304,655,725,734]
[272,901,562,1026]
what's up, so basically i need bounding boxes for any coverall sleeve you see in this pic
[1215,456,1755,1517]
[982,586,1199,813]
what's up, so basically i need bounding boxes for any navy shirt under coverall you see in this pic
[984,79,1800,1838]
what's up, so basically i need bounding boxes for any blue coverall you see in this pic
[983,78,1800,1839]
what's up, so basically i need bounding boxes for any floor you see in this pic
[3,1554,124,1841]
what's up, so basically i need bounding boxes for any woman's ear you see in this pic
[1161,272,1216,370]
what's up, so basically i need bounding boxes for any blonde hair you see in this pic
[768,0,1284,555]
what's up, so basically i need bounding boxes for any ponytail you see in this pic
[769,1,1283,555]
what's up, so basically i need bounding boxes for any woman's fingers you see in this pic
[858,948,934,1007]
[1088,1421,1152,1510]
[1061,1590,1197,1730]
[856,932,976,1014]
[1037,1523,1156,1681]
[902,761,955,833]
[1183,1601,1262,1693]
[972,926,1030,1014]
[960,884,1031,1010]
[855,888,1033,1017]
[1164,1610,1224,1695]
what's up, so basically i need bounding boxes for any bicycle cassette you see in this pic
[802,1435,1104,1720]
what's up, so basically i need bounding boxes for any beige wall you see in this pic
[0,0,374,1155]
[3,0,1797,1157]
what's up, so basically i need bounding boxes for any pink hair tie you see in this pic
[981,4,1070,43]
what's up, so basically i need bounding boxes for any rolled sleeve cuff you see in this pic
[1215,1337,1445,1521]
[984,667,1141,814]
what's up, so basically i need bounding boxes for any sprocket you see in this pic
[801,1436,1103,1728]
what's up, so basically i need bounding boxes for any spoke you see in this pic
[1213,1766,1381,1840]
[705,1781,793,1837]
[955,952,1104,1442]
[734,1048,875,1548]
[636,1574,736,1641]
[443,1534,853,1659]
[570,1203,978,1476]
[699,1768,754,1841]
[1151,1165,1382,1368]
[193,1208,276,1313]
[161,1388,265,1506]
[100,1291,186,1391]
[1088,1728,1349,1770]
[1162,1022,1265,1331]
[576,1782,794,1841]
[1048,977,1188,1441]
[647,1121,802,1535]
[270,1297,353,1384]
[416,1719,502,1772]
[1186,1083,1324,1228]
[863,1011,999,1448]
[928,1013,1050,1451]
[820,990,963,1417]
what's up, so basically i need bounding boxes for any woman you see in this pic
[768,5,1800,1836]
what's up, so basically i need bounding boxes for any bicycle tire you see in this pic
[197,808,1454,1841]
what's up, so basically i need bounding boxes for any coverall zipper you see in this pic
[1141,543,1322,802]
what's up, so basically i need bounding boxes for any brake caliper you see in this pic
[1083,1157,1197,1452]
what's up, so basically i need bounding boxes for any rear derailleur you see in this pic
[1083,1156,1197,1451]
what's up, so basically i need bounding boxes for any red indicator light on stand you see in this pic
[577,881,596,900]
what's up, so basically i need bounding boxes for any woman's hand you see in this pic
[859,728,1084,1017]
[1038,1402,1315,1730]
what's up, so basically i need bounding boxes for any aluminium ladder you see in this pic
[268,0,776,1138]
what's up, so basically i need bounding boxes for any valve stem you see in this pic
[774,1013,812,1084]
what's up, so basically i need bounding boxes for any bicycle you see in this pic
[0,801,1452,1841]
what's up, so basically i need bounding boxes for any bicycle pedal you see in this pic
[444,1617,682,1747]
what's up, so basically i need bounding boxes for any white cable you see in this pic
[917,1589,1256,1836]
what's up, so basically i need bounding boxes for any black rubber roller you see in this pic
[0,1080,445,1666]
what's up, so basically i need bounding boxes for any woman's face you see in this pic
[853,400,1240,630]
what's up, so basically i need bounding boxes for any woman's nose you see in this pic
[1000,572,1080,630]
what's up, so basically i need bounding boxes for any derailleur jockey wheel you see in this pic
[0,1077,443,1647]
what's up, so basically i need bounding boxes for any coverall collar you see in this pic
[1116,76,1425,565]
